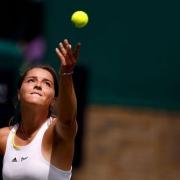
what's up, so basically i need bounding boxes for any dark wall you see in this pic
[0,0,42,125]
[45,0,180,110]
[0,0,44,42]
[0,41,23,126]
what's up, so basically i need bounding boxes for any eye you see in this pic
[44,81,51,87]
[27,79,35,83]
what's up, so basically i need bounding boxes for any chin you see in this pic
[23,98,44,106]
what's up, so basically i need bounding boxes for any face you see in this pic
[18,68,55,109]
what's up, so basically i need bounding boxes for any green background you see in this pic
[44,0,180,110]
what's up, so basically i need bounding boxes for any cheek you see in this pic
[20,83,32,93]
[45,89,55,102]
[18,86,26,99]
[19,85,29,96]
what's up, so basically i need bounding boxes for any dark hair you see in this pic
[9,64,59,126]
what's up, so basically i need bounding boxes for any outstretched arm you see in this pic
[55,39,80,142]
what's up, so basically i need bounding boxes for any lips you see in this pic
[30,92,42,96]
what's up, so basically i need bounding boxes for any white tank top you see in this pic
[2,118,72,180]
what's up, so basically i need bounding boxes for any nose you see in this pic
[34,82,42,90]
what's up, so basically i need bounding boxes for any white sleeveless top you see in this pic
[2,118,72,180]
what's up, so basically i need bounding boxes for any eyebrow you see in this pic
[25,76,54,84]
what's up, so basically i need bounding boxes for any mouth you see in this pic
[30,92,42,96]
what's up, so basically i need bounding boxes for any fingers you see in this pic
[67,45,74,63]
[55,48,66,65]
[55,39,80,66]
[56,39,70,65]
[74,43,81,59]
[63,39,74,65]
[59,42,66,56]
[63,39,70,49]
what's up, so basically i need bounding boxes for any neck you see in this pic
[20,104,49,136]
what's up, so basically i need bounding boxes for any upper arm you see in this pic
[43,118,77,147]
[55,118,78,143]
[0,127,9,155]
[42,119,77,170]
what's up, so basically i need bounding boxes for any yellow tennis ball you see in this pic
[71,11,89,28]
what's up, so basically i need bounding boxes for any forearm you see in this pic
[57,74,77,126]
[54,39,80,139]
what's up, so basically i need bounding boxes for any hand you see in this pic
[55,39,81,73]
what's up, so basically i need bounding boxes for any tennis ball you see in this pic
[71,11,89,28]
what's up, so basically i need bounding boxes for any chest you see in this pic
[3,151,50,180]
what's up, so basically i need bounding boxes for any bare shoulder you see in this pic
[0,127,10,136]
[0,127,11,155]
[0,127,10,139]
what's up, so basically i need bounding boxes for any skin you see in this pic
[0,39,81,171]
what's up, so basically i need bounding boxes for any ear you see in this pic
[50,97,57,107]
[49,97,58,115]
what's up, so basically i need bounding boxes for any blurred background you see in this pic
[0,0,180,179]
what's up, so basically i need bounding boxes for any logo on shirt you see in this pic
[21,156,28,161]
[11,156,29,162]
[11,157,17,162]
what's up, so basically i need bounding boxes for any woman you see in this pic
[0,39,80,180]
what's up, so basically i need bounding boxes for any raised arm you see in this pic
[55,39,80,142]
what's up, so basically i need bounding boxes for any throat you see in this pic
[12,124,39,149]
[16,123,39,143]
[20,124,32,140]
